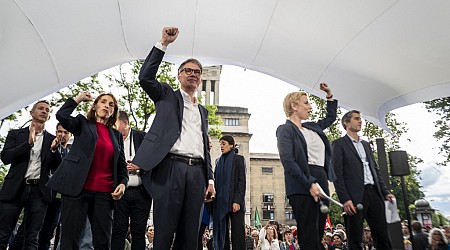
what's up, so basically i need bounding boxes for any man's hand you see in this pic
[50,137,60,150]
[385,193,395,202]
[127,162,140,172]
[343,200,357,216]
[309,183,323,202]
[29,122,36,146]
[319,83,333,97]
[74,91,93,104]
[160,27,179,46]
[232,203,241,213]
[204,183,216,202]
[111,183,126,200]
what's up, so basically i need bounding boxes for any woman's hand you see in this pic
[111,183,126,200]
[74,91,93,104]
[232,203,240,213]
[319,83,333,98]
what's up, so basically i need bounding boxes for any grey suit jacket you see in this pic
[132,46,214,185]
[332,135,390,204]
[46,98,128,197]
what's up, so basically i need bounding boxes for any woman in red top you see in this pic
[47,91,128,250]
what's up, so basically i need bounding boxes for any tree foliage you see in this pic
[424,97,450,165]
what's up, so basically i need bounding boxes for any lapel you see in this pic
[287,120,307,149]
[87,121,98,143]
[343,135,362,162]
[175,90,184,127]
[108,127,119,162]
[40,131,52,163]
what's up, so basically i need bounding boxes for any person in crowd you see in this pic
[442,225,450,247]
[0,100,61,249]
[46,92,128,249]
[324,232,333,248]
[330,232,348,250]
[213,135,246,250]
[9,123,72,250]
[426,228,447,250]
[363,227,374,250]
[403,224,411,241]
[112,111,151,250]
[259,221,280,250]
[411,221,429,250]
[251,230,260,249]
[276,83,337,250]
[198,136,214,250]
[131,26,215,249]
[245,225,255,250]
[332,110,395,250]
[280,228,298,250]
[145,225,154,250]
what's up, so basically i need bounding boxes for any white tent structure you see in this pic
[1,0,450,130]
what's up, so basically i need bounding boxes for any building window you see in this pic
[263,210,275,220]
[224,118,239,126]
[263,194,274,203]
[285,210,295,220]
[262,167,273,174]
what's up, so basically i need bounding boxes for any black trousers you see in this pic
[60,190,114,250]
[223,211,245,250]
[9,197,61,250]
[345,185,392,250]
[151,157,206,250]
[0,184,47,250]
[289,165,329,250]
[111,186,152,250]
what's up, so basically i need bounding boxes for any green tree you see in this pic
[424,97,450,165]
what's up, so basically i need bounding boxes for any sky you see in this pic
[217,65,450,217]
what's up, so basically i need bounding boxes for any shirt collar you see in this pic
[180,88,198,105]
[347,134,360,143]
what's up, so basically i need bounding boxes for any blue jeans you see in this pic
[0,185,47,250]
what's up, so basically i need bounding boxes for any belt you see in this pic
[365,184,374,189]
[127,185,144,190]
[167,153,203,166]
[25,179,39,185]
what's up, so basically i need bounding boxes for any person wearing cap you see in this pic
[332,110,395,250]
[213,135,246,250]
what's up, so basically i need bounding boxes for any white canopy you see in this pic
[2,0,450,130]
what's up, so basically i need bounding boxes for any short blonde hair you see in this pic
[283,91,308,117]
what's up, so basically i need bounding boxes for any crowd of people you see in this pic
[0,25,449,250]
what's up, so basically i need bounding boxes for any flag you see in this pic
[254,207,261,228]
[325,215,332,229]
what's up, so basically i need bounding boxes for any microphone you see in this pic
[319,199,329,214]
[356,204,364,211]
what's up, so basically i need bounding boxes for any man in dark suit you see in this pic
[0,100,61,250]
[332,110,395,250]
[411,221,429,250]
[112,111,152,250]
[132,27,215,249]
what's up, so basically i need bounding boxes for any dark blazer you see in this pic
[130,128,152,195]
[0,127,61,203]
[276,100,337,196]
[332,135,390,205]
[214,153,246,212]
[46,99,128,197]
[132,46,214,185]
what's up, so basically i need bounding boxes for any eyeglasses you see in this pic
[180,68,202,76]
